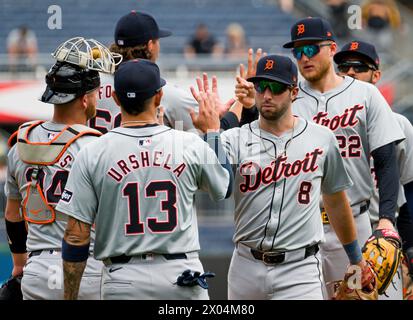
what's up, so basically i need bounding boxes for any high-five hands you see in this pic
[189,76,221,133]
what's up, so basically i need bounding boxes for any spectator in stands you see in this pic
[278,0,294,13]
[359,0,402,50]
[224,23,248,59]
[7,25,38,73]
[184,23,223,58]
[362,0,401,30]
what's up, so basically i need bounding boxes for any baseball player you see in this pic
[56,59,233,300]
[208,54,375,300]
[3,38,118,300]
[283,17,405,298]
[334,40,413,300]
[89,10,239,134]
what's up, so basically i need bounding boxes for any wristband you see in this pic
[343,239,362,264]
[62,238,90,262]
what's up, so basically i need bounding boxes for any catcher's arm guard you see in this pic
[362,229,402,295]
[0,275,23,301]
[332,262,378,300]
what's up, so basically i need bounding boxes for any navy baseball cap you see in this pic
[115,11,172,47]
[283,17,335,48]
[247,55,298,86]
[114,59,166,109]
[334,41,380,69]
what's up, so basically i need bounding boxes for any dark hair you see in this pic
[120,96,154,116]
[109,43,153,62]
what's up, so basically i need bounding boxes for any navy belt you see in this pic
[107,253,187,264]
[250,244,319,265]
[359,200,370,214]
[28,249,59,258]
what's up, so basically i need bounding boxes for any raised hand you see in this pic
[235,75,256,109]
[189,76,220,133]
[239,48,264,80]
[201,73,236,118]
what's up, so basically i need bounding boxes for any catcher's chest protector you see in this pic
[16,120,101,224]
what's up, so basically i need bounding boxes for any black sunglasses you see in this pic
[254,80,291,95]
[337,61,377,73]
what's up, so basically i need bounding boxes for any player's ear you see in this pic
[154,89,163,107]
[79,94,88,110]
[112,91,122,107]
[147,39,154,52]
[371,70,382,85]
[290,86,299,100]
[329,42,337,57]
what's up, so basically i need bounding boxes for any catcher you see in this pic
[1,37,121,300]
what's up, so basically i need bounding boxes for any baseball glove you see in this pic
[0,275,23,301]
[362,229,402,295]
[332,262,378,300]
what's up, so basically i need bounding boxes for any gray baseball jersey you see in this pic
[220,118,352,251]
[370,112,413,223]
[293,76,405,208]
[4,121,98,252]
[56,125,230,260]
[88,73,199,133]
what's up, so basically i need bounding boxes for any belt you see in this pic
[321,200,370,224]
[28,249,93,258]
[105,253,188,265]
[250,244,319,265]
[28,249,60,258]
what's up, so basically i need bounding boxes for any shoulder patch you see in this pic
[60,189,73,203]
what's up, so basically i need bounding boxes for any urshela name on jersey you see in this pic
[107,150,187,182]
[312,104,364,131]
[239,148,323,192]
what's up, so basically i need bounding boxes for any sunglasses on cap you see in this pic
[337,61,377,73]
[254,80,291,95]
[292,43,331,60]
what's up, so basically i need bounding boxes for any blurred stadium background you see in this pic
[1,0,413,299]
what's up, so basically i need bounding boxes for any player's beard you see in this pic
[84,90,98,121]
[300,58,331,83]
[258,99,290,121]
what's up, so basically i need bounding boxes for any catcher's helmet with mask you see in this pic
[40,61,100,105]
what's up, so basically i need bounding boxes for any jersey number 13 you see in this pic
[122,181,177,235]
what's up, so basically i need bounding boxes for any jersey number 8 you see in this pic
[298,181,312,204]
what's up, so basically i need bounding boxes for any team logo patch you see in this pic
[350,42,359,51]
[264,59,275,71]
[138,138,152,146]
[61,189,73,203]
[127,92,136,98]
[297,24,305,36]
